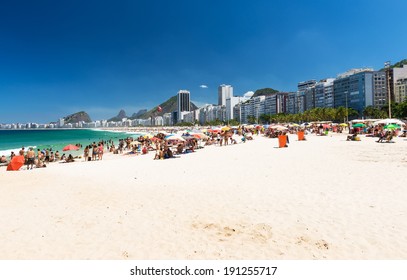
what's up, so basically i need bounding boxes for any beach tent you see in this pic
[351,119,367,123]
[6,155,25,171]
[62,144,79,151]
[373,119,405,126]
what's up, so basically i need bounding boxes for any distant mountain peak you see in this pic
[138,95,198,119]
[130,109,148,119]
[108,109,127,122]
[63,111,91,123]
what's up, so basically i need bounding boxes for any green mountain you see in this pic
[379,59,407,71]
[137,95,198,119]
[391,59,407,68]
[252,88,279,98]
[64,111,91,123]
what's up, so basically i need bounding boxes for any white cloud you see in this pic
[199,84,208,89]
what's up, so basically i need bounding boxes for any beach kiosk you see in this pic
[297,131,305,141]
[278,135,287,148]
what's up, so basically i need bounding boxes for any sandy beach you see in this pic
[1,132,407,260]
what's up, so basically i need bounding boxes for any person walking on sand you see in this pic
[92,145,98,161]
[26,148,35,170]
[98,143,104,160]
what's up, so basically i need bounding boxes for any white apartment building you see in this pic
[218,84,233,106]
[395,78,407,103]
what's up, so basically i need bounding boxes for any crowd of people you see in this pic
[2,121,406,170]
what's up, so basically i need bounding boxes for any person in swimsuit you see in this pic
[26,148,36,170]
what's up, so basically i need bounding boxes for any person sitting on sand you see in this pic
[386,131,394,142]
[176,143,184,154]
[163,145,174,159]
[10,151,15,160]
[376,131,387,143]
[49,152,55,163]
[65,154,75,163]
[347,132,358,141]
[154,143,164,160]
[55,151,60,161]
[0,155,8,164]
[142,145,148,154]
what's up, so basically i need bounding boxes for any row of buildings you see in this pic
[172,64,407,125]
[2,63,407,129]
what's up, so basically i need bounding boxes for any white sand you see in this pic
[1,133,406,259]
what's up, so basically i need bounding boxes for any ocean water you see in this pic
[0,129,141,156]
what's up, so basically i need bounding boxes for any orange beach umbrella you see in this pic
[62,144,80,151]
[6,155,25,171]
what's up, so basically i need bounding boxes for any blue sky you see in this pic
[1,0,406,123]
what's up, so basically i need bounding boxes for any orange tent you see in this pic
[6,155,25,171]
[62,144,79,151]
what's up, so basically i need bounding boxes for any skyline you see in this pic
[1,0,407,123]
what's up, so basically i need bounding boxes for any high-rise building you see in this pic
[218,84,233,106]
[372,71,387,108]
[298,80,316,112]
[389,64,407,102]
[315,78,335,108]
[395,78,407,103]
[226,96,246,120]
[286,92,297,114]
[177,90,190,122]
[334,69,374,117]
[264,93,288,116]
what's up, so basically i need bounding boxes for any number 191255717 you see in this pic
[223,266,277,276]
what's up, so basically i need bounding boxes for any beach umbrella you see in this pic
[352,123,366,128]
[339,123,348,127]
[191,133,207,139]
[290,123,300,127]
[62,144,79,151]
[6,155,25,171]
[271,125,288,131]
[221,126,231,131]
[384,124,401,130]
[166,135,186,141]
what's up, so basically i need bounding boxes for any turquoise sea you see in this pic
[0,129,141,156]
